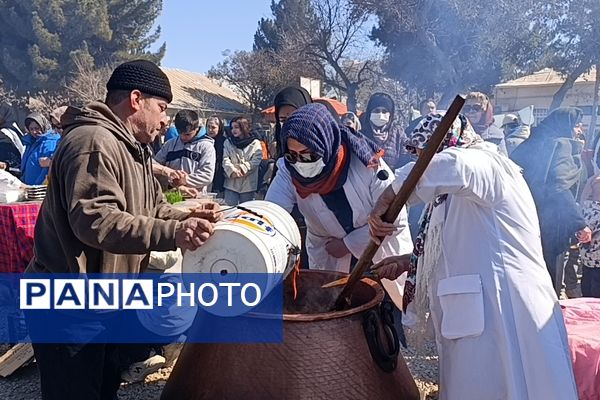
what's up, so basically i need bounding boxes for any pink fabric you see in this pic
[560,298,600,400]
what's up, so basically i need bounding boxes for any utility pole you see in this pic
[588,63,600,149]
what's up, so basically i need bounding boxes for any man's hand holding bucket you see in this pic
[176,218,214,251]
[176,201,223,251]
[189,201,223,223]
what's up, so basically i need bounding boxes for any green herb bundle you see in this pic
[164,189,184,204]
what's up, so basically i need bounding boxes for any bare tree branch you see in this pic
[288,0,374,110]
[65,54,113,106]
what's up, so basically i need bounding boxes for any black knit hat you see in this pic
[106,60,173,103]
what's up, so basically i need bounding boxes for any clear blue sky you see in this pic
[151,0,274,73]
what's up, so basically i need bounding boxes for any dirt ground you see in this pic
[0,330,440,400]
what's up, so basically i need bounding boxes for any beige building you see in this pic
[161,68,248,119]
[494,67,598,128]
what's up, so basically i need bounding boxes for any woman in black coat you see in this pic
[511,107,591,292]
[206,115,226,194]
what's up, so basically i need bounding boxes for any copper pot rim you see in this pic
[282,275,385,322]
[244,270,385,322]
[276,269,385,322]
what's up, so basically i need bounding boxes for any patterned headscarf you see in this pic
[282,104,381,172]
[281,103,383,196]
[402,112,482,313]
[405,113,482,154]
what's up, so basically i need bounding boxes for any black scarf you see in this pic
[229,133,256,150]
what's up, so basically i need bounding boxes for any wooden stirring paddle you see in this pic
[331,95,466,311]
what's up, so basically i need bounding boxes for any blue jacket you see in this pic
[165,126,179,141]
[21,132,61,185]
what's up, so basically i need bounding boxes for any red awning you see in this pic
[261,98,348,122]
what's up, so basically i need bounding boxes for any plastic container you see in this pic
[182,200,301,314]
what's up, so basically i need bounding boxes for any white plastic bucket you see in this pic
[182,200,301,315]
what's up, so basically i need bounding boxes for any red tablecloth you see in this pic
[561,298,600,400]
[0,202,42,273]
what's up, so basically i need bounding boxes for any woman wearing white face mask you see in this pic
[370,107,391,128]
[266,103,413,275]
[360,92,413,169]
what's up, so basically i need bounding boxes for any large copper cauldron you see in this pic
[161,270,420,400]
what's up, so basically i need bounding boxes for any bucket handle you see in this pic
[235,205,301,255]
[362,300,400,373]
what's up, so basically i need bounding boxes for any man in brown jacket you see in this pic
[26,60,217,400]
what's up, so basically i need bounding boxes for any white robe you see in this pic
[393,144,578,400]
[266,156,413,307]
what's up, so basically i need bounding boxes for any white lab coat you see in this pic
[266,156,413,307]
[393,144,577,400]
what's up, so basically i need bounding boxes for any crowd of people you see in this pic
[1,58,598,399]
[0,105,64,185]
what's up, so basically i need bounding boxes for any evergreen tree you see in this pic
[352,0,551,105]
[0,0,165,94]
[253,0,315,52]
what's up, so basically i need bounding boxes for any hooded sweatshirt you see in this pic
[27,102,190,274]
[155,134,216,191]
[21,113,60,185]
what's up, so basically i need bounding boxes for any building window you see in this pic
[533,108,548,125]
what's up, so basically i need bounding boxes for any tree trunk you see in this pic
[549,64,590,111]
[425,88,435,101]
[346,84,358,113]
[438,87,459,110]
[588,64,600,149]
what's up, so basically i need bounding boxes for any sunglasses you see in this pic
[284,150,320,164]
[463,104,483,113]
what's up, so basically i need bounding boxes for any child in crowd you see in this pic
[154,109,216,196]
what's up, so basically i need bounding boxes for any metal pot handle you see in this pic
[362,300,400,373]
